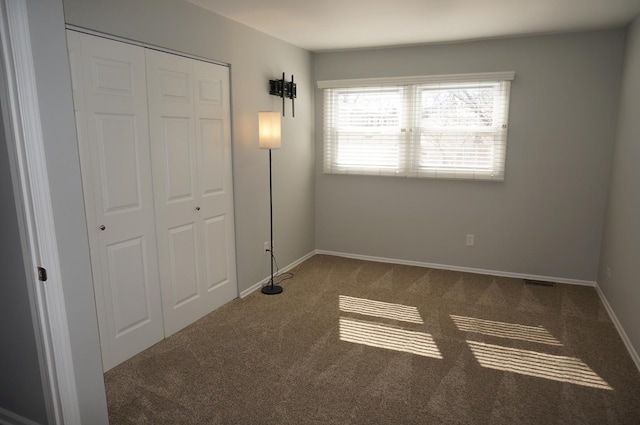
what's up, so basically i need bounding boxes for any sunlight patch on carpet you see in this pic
[450,315,562,346]
[339,295,424,324]
[467,341,612,390]
[339,317,442,358]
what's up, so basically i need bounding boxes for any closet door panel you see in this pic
[162,117,195,201]
[106,237,152,335]
[67,31,164,371]
[199,119,225,194]
[204,215,229,289]
[168,224,200,307]
[193,60,237,311]
[146,50,237,336]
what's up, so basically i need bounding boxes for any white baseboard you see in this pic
[244,249,596,298]
[240,250,316,298]
[315,250,596,287]
[594,284,640,373]
[0,407,43,425]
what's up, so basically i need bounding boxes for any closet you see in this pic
[67,31,237,371]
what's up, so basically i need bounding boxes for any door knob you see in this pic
[99,225,106,231]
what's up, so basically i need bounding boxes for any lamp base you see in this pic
[261,284,283,295]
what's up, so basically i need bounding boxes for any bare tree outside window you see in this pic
[334,88,402,169]
[419,85,498,171]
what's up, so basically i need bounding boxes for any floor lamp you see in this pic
[259,111,283,295]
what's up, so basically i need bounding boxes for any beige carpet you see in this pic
[105,255,640,424]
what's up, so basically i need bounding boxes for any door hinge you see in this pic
[37,267,47,282]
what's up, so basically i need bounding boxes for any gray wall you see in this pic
[26,0,110,423]
[63,0,315,294]
[0,106,48,423]
[314,30,625,282]
[598,16,640,360]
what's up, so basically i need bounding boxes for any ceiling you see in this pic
[185,0,640,51]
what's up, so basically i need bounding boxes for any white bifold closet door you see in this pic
[67,31,237,371]
[145,50,237,336]
[67,32,164,371]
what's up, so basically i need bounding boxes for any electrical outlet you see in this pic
[606,266,612,278]
[263,241,271,255]
[466,234,475,247]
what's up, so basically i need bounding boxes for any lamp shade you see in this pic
[258,111,281,149]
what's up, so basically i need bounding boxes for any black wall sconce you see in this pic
[269,72,297,117]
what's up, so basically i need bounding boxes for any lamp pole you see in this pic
[262,148,282,295]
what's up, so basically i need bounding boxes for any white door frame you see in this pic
[0,0,81,423]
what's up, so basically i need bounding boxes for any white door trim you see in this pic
[0,1,81,423]
[65,24,230,68]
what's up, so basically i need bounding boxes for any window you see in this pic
[320,72,514,181]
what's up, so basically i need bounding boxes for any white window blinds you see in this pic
[320,72,514,181]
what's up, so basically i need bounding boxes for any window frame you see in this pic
[319,72,515,181]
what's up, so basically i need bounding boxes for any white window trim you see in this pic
[317,71,515,89]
